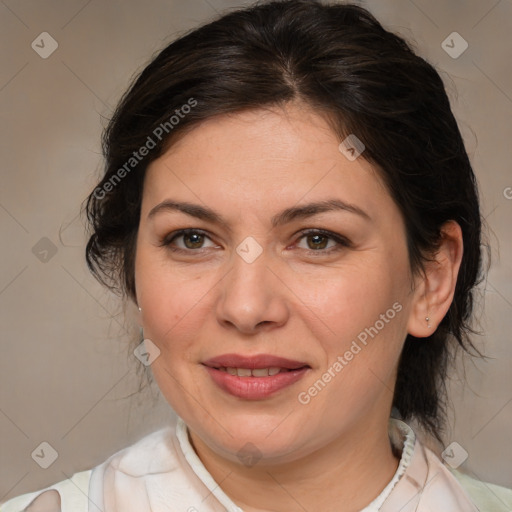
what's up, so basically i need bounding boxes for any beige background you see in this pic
[1,0,511,503]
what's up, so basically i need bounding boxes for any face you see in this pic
[135,103,418,466]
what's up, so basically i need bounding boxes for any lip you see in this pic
[202,353,310,400]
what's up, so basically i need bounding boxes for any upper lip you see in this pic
[202,353,310,370]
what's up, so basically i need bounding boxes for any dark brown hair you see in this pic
[84,0,485,439]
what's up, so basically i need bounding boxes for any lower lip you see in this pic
[203,366,309,400]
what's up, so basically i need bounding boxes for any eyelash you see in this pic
[159,228,351,256]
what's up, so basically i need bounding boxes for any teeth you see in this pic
[222,367,288,377]
[252,368,269,377]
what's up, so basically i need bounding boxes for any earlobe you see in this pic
[407,220,464,338]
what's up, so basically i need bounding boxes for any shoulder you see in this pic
[0,423,177,512]
[449,468,512,511]
[384,422,512,512]
[94,423,177,477]
[422,443,512,511]
[0,470,91,512]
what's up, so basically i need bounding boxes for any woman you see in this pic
[2,1,511,510]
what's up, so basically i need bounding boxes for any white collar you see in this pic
[360,418,416,511]
[176,416,417,511]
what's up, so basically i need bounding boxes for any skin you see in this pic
[134,102,463,512]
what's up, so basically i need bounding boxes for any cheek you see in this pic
[135,248,210,356]
[295,261,401,336]
[294,260,409,388]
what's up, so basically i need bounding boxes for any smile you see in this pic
[203,366,310,400]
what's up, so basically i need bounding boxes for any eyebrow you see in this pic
[147,198,371,229]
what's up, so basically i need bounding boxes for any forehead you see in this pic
[158,104,357,165]
[142,103,391,222]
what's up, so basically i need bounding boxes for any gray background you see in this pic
[1,0,511,502]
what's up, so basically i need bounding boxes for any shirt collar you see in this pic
[176,416,417,511]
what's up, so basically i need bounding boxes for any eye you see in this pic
[159,228,351,255]
[295,229,351,254]
[159,229,217,252]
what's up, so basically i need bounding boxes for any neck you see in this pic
[188,415,401,512]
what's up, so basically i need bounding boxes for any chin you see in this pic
[198,416,308,462]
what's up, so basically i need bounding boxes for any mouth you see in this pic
[208,366,305,377]
[202,353,310,372]
[201,353,311,399]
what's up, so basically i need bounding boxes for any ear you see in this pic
[407,220,463,338]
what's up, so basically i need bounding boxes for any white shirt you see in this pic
[2,416,511,511]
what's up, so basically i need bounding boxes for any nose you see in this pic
[215,245,290,335]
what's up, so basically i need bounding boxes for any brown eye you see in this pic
[305,233,330,250]
[160,229,216,252]
[295,229,351,254]
[181,232,206,249]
